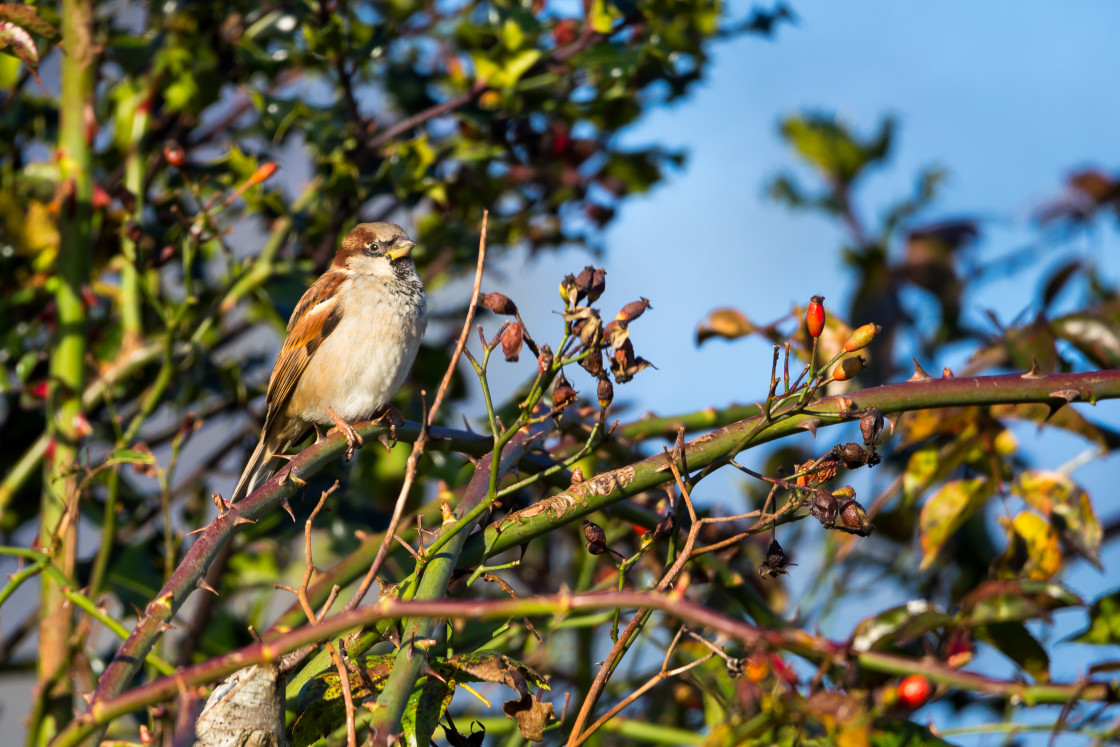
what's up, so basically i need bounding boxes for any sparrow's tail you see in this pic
[230,437,274,503]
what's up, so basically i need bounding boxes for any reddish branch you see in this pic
[56,589,1120,747]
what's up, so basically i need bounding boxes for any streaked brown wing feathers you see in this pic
[263,271,346,429]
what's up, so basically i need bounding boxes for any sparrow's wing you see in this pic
[262,270,346,434]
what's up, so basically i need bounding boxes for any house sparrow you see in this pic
[230,222,427,502]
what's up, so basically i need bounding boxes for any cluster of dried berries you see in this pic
[554,266,654,411]
[809,487,873,536]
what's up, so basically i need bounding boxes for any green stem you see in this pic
[119,88,150,349]
[37,1,95,742]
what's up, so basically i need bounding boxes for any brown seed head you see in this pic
[479,292,519,316]
[582,520,607,554]
[810,488,838,527]
[537,344,554,375]
[860,409,885,445]
[617,297,652,323]
[501,322,525,362]
[597,376,614,409]
[653,512,677,541]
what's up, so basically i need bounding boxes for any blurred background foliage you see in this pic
[3,0,1120,745]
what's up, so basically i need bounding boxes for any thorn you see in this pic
[1022,357,1045,379]
[1045,389,1081,421]
[377,432,395,452]
[909,358,932,381]
[156,621,177,633]
[211,493,231,516]
[941,367,954,378]
[281,499,295,522]
[798,418,820,438]
[186,525,208,536]
[77,690,93,706]
[233,515,256,525]
[196,578,219,596]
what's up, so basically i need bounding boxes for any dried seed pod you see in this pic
[597,376,614,409]
[835,499,874,537]
[836,442,872,469]
[806,295,825,338]
[552,372,577,410]
[860,408,886,445]
[831,356,865,381]
[537,344,554,375]
[843,323,882,352]
[653,511,676,541]
[617,297,651,323]
[604,319,629,349]
[501,322,524,362]
[809,488,838,527]
[610,338,654,383]
[559,274,578,306]
[576,309,603,350]
[479,292,518,316]
[582,520,607,555]
[589,267,607,302]
[831,486,856,500]
[758,538,796,578]
[574,265,595,303]
[580,349,604,377]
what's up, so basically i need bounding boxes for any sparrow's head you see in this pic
[333,222,417,274]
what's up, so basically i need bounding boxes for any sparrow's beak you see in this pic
[387,239,416,261]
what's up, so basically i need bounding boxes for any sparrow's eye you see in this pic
[365,240,379,253]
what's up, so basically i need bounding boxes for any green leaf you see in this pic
[1071,589,1120,645]
[975,622,1050,682]
[850,600,952,653]
[1014,470,1103,569]
[103,448,157,467]
[291,655,395,747]
[918,478,993,570]
[960,579,1082,626]
[1052,312,1120,368]
[0,4,59,38]
[779,114,894,186]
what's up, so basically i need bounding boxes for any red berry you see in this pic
[897,674,931,708]
[163,141,186,167]
[806,295,825,338]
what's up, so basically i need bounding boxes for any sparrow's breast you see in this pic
[293,272,427,425]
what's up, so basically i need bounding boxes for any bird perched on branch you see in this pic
[230,222,427,502]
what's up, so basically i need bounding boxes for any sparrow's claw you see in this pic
[373,406,403,451]
[327,407,364,460]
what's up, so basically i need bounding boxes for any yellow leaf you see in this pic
[919,478,992,570]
